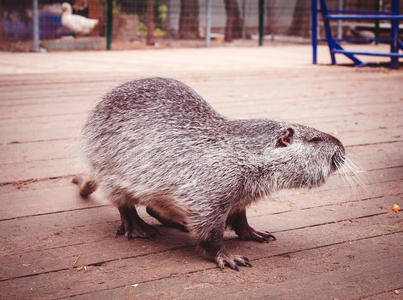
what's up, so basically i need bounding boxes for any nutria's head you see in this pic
[262,123,346,191]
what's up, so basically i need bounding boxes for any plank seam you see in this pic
[1,185,401,223]
[356,286,403,299]
[1,186,401,223]
[0,203,110,222]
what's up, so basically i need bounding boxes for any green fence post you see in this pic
[259,0,264,46]
[106,0,113,50]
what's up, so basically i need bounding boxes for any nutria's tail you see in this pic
[72,175,97,197]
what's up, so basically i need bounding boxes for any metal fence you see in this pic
[0,0,400,52]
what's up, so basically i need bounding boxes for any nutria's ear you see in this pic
[277,128,294,147]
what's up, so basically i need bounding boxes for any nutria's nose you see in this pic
[331,151,345,170]
[325,133,345,152]
[324,132,345,164]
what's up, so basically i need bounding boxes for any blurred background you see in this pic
[0,0,402,52]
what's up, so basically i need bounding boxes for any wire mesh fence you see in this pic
[0,0,401,52]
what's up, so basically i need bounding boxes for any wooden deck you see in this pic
[0,44,402,299]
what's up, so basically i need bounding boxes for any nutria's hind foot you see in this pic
[116,206,159,239]
[226,209,276,243]
[146,206,188,232]
[72,175,97,197]
[116,220,159,239]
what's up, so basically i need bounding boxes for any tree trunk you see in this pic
[179,0,199,39]
[146,0,155,45]
[287,0,311,37]
[224,0,243,42]
[265,0,275,35]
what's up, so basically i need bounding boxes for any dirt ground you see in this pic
[0,44,402,299]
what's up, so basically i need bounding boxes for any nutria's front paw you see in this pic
[215,250,252,271]
[238,227,276,243]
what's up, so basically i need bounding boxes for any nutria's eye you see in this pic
[309,137,322,143]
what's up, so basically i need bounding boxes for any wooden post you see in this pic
[179,0,200,39]
[146,0,155,46]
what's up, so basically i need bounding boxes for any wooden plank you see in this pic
[0,181,110,221]
[363,289,403,299]
[1,137,402,185]
[0,138,401,215]
[104,234,403,300]
[71,233,403,300]
[0,102,93,121]
[1,92,401,125]
[0,101,401,145]
[1,102,402,141]
[0,61,401,105]
[0,74,400,108]
[0,73,128,87]
[1,97,402,144]
[0,164,402,221]
[0,192,400,278]
[1,90,401,122]
[1,128,402,166]
[0,157,87,184]
[0,46,399,77]
[0,139,81,165]
[1,213,401,299]
[1,88,401,124]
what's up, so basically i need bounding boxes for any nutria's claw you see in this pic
[263,231,276,241]
[238,227,277,243]
[242,256,252,267]
[216,252,251,271]
[116,224,125,237]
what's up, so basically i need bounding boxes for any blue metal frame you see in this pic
[312,0,318,64]
[312,0,403,69]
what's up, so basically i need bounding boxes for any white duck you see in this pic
[61,2,98,35]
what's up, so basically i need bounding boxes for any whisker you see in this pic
[336,156,366,188]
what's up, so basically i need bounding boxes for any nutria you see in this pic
[73,77,346,270]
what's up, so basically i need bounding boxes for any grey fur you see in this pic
[80,77,345,269]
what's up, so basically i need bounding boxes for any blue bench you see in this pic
[312,0,403,69]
